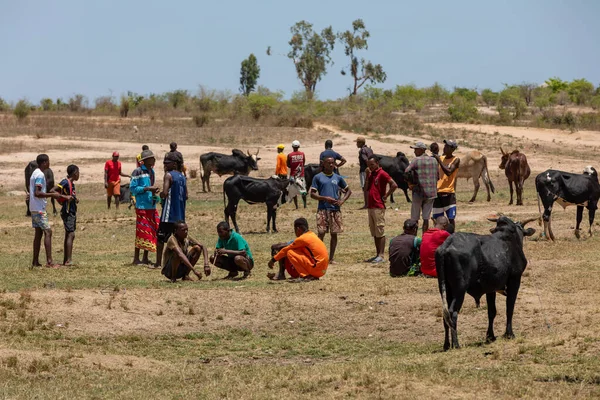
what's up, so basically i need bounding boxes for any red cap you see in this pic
[112,151,119,157]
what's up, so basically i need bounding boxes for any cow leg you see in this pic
[484,177,492,202]
[516,180,524,206]
[449,292,465,349]
[469,178,480,203]
[202,171,211,193]
[508,180,514,205]
[504,277,522,339]
[403,187,411,203]
[443,286,453,351]
[548,215,556,241]
[266,206,272,233]
[225,200,240,233]
[588,207,596,237]
[575,206,584,239]
[485,292,497,343]
[272,207,278,233]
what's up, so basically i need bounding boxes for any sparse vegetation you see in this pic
[13,99,31,121]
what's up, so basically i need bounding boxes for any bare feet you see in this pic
[132,260,144,265]
[224,271,239,280]
[267,272,286,280]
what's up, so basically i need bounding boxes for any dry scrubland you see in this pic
[0,113,599,399]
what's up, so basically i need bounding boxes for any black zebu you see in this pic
[25,161,56,216]
[223,175,306,233]
[436,216,536,350]
[375,152,411,204]
[200,149,260,192]
[535,166,600,240]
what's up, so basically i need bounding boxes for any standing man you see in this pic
[167,142,186,176]
[364,156,397,263]
[130,150,161,265]
[287,140,307,209]
[404,142,439,235]
[310,156,352,264]
[355,136,373,209]
[319,140,346,174]
[211,221,254,279]
[432,139,460,228]
[30,154,71,268]
[52,164,80,266]
[275,144,288,179]
[155,153,188,269]
[104,151,130,210]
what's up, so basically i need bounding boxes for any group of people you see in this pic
[28,134,461,282]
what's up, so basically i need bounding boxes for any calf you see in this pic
[200,149,260,192]
[457,151,495,202]
[499,148,531,206]
[535,166,600,240]
[375,152,411,203]
[223,175,306,233]
[436,216,536,350]
[24,161,56,216]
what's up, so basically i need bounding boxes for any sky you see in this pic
[1,0,599,103]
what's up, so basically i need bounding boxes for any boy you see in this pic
[210,221,254,279]
[52,165,80,266]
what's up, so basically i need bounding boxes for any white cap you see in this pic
[292,140,300,147]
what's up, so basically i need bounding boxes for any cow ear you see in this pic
[256,157,261,161]
[523,228,536,237]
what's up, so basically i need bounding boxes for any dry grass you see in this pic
[0,115,599,398]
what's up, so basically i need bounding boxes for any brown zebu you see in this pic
[499,148,531,206]
[457,151,495,202]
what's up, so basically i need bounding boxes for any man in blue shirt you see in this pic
[310,157,352,263]
[319,140,346,174]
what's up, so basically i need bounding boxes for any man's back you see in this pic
[409,155,439,199]
[420,228,451,277]
[288,151,305,177]
[389,233,419,277]
[161,171,186,222]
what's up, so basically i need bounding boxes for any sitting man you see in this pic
[420,216,452,278]
[388,219,421,277]
[268,217,329,281]
[161,221,210,282]
[210,221,254,279]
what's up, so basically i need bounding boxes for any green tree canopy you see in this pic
[240,53,260,96]
[568,78,594,105]
[338,19,386,96]
[286,20,335,100]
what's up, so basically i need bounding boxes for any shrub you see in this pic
[447,97,478,122]
[591,95,600,110]
[40,98,54,111]
[246,93,277,120]
[68,94,88,112]
[0,97,9,111]
[94,96,116,113]
[481,89,498,107]
[14,100,30,121]
[193,114,210,127]
[119,96,130,118]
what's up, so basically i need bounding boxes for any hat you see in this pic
[140,149,155,161]
[163,152,181,164]
[277,144,285,150]
[292,140,300,147]
[354,136,366,143]
[112,151,120,157]
[410,142,427,150]
[444,139,458,149]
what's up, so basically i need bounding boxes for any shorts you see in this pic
[432,193,457,220]
[411,192,435,220]
[360,171,367,188]
[316,210,343,235]
[218,255,254,273]
[157,222,176,244]
[61,212,77,232]
[107,181,121,196]
[31,212,50,230]
[368,208,386,238]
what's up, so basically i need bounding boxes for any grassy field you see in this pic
[1,162,600,399]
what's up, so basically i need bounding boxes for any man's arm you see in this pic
[171,245,202,281]
[383,179,398,201]
[337,187,352,206]
[104,170,109,189]
[35,185,67,200]
[119,164,131,179]
[160,172,173,199]
[286,155,291,168]
[434,156,460,176]
[309,187,337,205]
[336,154,347,168]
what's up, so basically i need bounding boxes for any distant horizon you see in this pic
[1,0,598,104]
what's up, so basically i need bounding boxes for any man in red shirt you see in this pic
[420,216,452,277]
[104,151,130,210]
[364,156,397,263]
[287,140,307,209]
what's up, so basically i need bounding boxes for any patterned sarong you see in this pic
[135,209,159,252]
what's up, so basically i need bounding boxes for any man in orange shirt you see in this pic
[275,144,288,178]
[104,151,131,210]
[268,217,329,281]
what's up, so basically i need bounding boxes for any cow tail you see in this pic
[436,251,452,330]
[482,155,496,194]
[199,156,204,182]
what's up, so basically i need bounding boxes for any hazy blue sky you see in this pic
[1,0,599,103]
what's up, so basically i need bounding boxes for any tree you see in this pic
[239,53,260,96]
[338,19,386,96]
[498,85,527,119]
[545,77,568,93]
[286,20,335,100]
[40,98,54,111]
[517,82,538,106]
[568,78,594,105]
[14,99,30,121]
[481,89,499,107]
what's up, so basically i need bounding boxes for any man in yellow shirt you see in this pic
[268,217,329,281]
[432,139,460,228]
[275,144,288,178]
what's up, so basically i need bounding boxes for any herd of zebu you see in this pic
[22,145,600,350]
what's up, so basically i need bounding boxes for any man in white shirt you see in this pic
[30,154,71,268]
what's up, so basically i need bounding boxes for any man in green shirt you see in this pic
[210,221,254,279]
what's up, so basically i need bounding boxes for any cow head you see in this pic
[286,176,307,202]
[487,215,537,241]
[499,147,508,169]
[246,149,261,171]
[583,165,597,177]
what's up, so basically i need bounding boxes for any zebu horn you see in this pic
[520,217,538,227]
